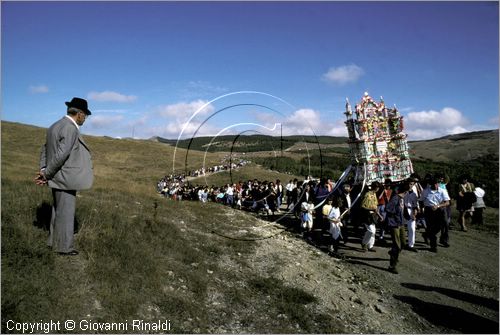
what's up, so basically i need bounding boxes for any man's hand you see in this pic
[34,170,47,186]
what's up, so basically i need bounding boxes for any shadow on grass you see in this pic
[401,283,499,311]
[394,295,499,334]
[33,202,80,233]
[33,201,52,231]
[249,276,345,333]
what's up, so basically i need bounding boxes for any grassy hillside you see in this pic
[2,121,499,333]
[162,129,499,206]
[2,121,333,333]
[158,134,348,153]
[236,130,499,206]
[409,130,499,162]
[155,130,499,164]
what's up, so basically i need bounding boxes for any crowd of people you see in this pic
[156,167,487,275]
[156,158,249,199]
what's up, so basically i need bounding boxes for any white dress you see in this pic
[328,206,342,240]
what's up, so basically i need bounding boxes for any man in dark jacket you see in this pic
[385,183,409,274]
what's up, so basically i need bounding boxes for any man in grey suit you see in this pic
[36,97,94,255]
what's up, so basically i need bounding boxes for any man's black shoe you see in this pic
[58,250,79,256]
[388,266,398,274]
[422,232,429,245]
[377,239,387,247]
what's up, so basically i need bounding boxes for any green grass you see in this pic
[2,121,341,333]
[247,276,343,333]
[1,177,248,333]
[1,120,498,333]
[167,134,349,153]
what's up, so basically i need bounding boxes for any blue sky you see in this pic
[2,1,498,140]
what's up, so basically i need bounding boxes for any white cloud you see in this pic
[322,64,365,85]
[285,108,322,134]
[29,85,49,94]
[253,111,279,124]
[88,91,137,103]
[156,100,214,119]
[488,116,499,125]
[84,99,218,139]
[404,107,474,140]
[153,100,217,138]
[164,120,219,138]
[325,119,349,137]
[252,108,348,137]
[180,81,227,99]
[88,115,124,129]
[406,107,467,129]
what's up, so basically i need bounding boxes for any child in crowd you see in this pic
[327,196,343,255]
[472,183,486,225]
[361,181,381,252]
[301,199,315,237]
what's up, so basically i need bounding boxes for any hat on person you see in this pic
[65,97,92,115]
[397,183,410,194]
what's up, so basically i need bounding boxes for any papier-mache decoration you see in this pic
[344,92,413,184]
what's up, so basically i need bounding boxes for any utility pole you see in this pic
[280,123,283,157]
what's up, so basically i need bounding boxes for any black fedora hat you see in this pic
[65,97,92,115]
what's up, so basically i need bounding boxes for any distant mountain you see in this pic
[408,129,498,162]
[2,120,496,163]
[152,134,349,153]
[148,136,177,145]
[148,129,498,163]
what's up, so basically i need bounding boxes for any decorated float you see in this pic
[344,92,413,185]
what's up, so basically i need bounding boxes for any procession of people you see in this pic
[157,166,487,275]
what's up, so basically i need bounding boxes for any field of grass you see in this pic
[2,121,343,333]
[2,121,498,333]
[408,130,499,162]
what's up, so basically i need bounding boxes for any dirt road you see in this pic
[221,207,499,333]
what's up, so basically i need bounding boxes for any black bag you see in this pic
[464,192,477,207]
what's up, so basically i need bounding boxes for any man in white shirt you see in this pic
[404,178,420,252]
[226,184,234,206]
[285,180,295,210]
[420,178,450,252]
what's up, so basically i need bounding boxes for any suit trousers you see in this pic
[47,189,76,253]
[424,207,446,249]
[389,226,406,268]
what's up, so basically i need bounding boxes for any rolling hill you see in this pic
[408,130,499,162]
[1,120,498,333]
[150,129,499,163]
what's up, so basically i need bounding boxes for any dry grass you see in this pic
[3,121,497,334]
[2,121,337,333]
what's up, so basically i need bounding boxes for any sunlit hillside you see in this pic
[2,121,499,333]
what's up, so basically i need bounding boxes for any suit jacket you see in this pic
[339,192,352,213]
[385,194,405,227]
[39,116,93,190]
